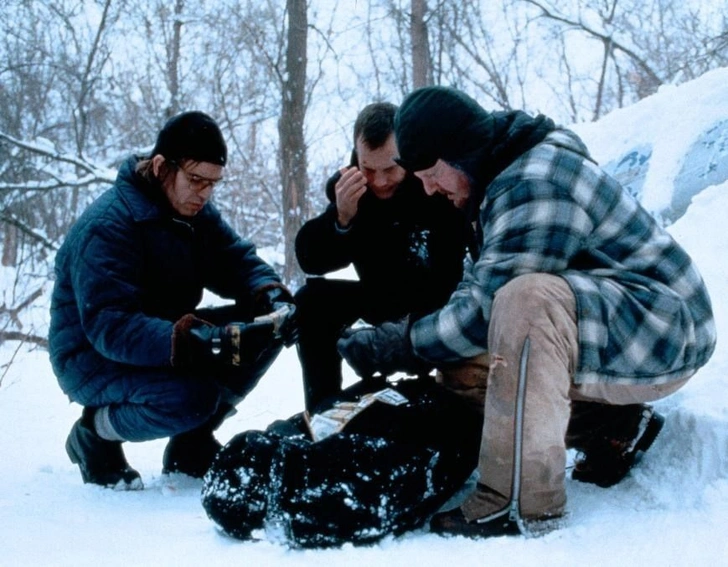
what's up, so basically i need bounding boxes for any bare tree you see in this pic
[517,0,727,119]
[410,0,432,88]
[279,0,309,285]
[436,2,525,110]
[164,0,185,118]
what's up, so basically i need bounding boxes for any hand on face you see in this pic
[334,166,368,227]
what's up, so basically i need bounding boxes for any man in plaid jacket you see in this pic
[337,86,716,538]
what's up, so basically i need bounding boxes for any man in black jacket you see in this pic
[295,102,471,411]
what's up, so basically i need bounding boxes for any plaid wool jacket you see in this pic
[410,130,716,384]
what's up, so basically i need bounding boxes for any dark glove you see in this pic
[171,314,276,370]
[336,318,432,379]
[253,284,299,347]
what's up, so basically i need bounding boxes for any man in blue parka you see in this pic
[49,111,297,489]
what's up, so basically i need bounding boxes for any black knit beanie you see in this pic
[395,86,556,188]
[394,86,492,173]
[151,111,227,166]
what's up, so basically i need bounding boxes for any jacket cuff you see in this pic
[334,219,352,234]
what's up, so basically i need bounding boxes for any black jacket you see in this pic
[295,168,471,319]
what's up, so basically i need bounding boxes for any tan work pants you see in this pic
[437,273,689,521]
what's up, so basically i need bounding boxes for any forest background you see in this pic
[1,0,726,352]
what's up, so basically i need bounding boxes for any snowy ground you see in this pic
[1,70,728,566]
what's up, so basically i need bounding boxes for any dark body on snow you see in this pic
[201,377,481,548]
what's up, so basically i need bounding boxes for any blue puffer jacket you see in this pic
[49,156,283,397]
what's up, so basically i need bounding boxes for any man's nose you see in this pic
[422,179,438,195]
[199,185,214,201]
[372,171,388,189]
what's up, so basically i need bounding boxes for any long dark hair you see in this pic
[135,157,178,187]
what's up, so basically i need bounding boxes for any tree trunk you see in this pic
[411,0,432,88]
[167,0,184,118]
[2,224,17,267]
[278,0,309,287]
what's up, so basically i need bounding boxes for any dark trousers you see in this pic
[295,278,406,411]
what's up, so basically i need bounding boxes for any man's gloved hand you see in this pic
[171,314,276,370]
[253,284,299,347]
[336,318,432,379]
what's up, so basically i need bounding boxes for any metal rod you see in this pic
[509,336,530,533]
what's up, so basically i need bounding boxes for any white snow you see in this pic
[2,69,728,566]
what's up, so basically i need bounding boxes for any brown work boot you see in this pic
[430,507,521,539]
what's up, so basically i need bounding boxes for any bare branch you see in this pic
[0,285,46,329]
[0,175,111,193]
[522,0,663,87]
[0,132,116,181]
[0,331,48,348]
[0,212,57,251]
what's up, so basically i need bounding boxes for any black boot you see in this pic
[162,403,234,478]
[162,428,223,478]
[66,408,143,490]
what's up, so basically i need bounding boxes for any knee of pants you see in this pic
[295,279,360,337]
[491,273,576,332]
[294,280,329,326]
[147,379,221,432]
[110,378,222,441]
[180,379,221,415]
[294,278,336,307]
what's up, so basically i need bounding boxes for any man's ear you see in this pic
[151,154,166,177]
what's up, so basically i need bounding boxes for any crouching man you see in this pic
[338,87,716,538]
[49,111,297,489]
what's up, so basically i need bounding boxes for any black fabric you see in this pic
[296,172,470,311]
[66,408,142,489]
[295,279,381,410]
[150,110,227,166]
[295,165,472,410]
[188,319,276,367]
[201,378,482,548]
[186,305,284,400]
